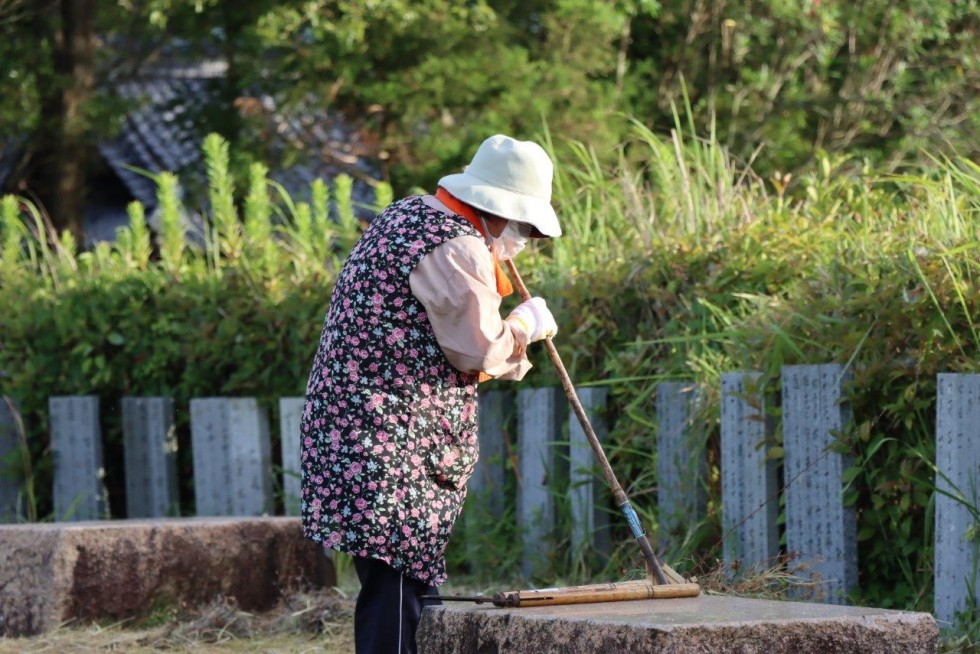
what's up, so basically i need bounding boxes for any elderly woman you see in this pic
[300,134,560,654]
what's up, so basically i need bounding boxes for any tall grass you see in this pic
[0,134,384,291]
[547,101,768,274]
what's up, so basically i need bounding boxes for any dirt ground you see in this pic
[0,589,357,653]
[0,632,353,654]
[0,567,496,653]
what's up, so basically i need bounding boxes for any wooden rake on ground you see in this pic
[431,260,700,608]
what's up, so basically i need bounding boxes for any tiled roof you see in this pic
[98,75,217,208]
[102,66,380,214]
[2,58,380,230]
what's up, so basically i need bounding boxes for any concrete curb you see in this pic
[418,594,938,653]
[0,517,333,636]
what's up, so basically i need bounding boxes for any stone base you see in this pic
[0,517,333,637]
[418,594,938,654]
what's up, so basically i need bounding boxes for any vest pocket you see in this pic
[425,430,479,491]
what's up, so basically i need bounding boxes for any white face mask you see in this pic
[490,221,530,261]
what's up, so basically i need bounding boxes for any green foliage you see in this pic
[1,195,22,282]
[624,0,980,175]
[311,0,627,191]
[3,1,976,245]
[157,172,187,275]
[205,133,244,270]
[117,202,153,270]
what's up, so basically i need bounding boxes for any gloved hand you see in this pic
[507,297,558,343]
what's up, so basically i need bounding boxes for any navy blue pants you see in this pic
[353,556,442,654]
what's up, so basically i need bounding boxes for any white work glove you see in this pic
[507,297,558,343]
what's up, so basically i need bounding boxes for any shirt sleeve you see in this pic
[409,234,532,381]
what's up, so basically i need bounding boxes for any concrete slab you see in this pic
[418,594,938,653]
[0,517,333,636]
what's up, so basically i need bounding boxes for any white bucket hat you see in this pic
[437,134,561,237]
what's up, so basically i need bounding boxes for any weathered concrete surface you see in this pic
[0,517,333,636]
[418,594,938,654]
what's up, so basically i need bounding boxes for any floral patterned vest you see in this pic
[300,196,483,584]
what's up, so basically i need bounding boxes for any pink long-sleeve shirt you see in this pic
[408,195,532,381]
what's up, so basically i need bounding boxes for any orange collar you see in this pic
[435,188,513,297]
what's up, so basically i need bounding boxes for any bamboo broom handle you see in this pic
[495,580,701,607]
[503,259,669,586]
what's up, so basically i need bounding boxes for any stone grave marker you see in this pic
[934,373,980,624]
[50,396,106,520]
[122,397,179,518]
[720,372,779,575]
[517,387,565,579]
[569,387,611,565]
[0,397,22,522]
[279,397,305,516]
[190,398,273,516]
[781,364,857,603]
[656,382,706,543]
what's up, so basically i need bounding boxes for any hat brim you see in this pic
[438,172,561,238]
